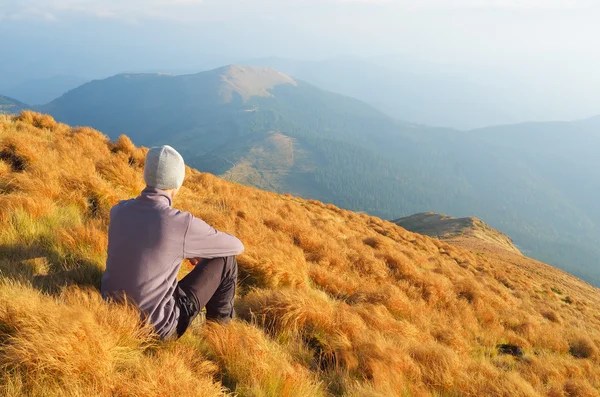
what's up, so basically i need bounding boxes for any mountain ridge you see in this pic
[394,212,522,255]
[242,57,529,129]
[0,94,28,114]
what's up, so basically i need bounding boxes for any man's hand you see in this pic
[188,258,203,266]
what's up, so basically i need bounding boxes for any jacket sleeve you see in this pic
[183,214,245,259]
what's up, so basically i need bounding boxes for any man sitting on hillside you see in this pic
[101,145,244,339]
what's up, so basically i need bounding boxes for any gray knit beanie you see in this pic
[143,145,185,189]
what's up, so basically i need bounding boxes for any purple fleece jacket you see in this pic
[101,187,244,338]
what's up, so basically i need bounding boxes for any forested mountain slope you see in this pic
[39,66,600,286]
[1,112,600,396]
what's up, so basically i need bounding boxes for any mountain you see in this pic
[0,95,28,114]
[42,66,299,145]
[243,57,527,129]
[394,212,521,255]
[39,65,451,218]
[1,112,600,396]
[3,75,88,105]
[39,65,600,287]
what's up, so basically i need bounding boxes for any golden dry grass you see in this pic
[1,111,600,396]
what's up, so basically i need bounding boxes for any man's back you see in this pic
[101,188,189,337]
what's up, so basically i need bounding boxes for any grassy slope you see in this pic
[194,131,302,192]
[1,112,600,396]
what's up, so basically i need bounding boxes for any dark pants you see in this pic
[173,256,238,338]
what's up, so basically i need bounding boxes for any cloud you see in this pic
[414,0,587,9]
[5,5,58,21]
[1,0,200,22]
[339,0,596,9]
[335,0,391,3]
[1,0,597,23]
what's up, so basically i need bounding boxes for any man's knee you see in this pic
[224,256,238,277]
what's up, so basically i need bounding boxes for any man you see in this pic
[101,145,244,339]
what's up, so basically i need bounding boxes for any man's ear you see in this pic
[171,188,180,199]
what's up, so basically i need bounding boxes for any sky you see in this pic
[1,0,599,123]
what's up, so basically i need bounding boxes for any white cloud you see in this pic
[0,0,597,23]
[1,0,200,22]
[335,0,391,3]
[6,5,58,21]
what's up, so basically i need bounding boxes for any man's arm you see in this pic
[183,215,244,259]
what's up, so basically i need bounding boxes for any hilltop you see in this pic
[0,95,27,114]
[36,64,600,287]
[1,112,600,396]
[394,212,521,255]
[215,65,297,103]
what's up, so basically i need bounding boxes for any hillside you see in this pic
[393,213,522,255]
[37,65,600,288]
[2,112,600,396]
[0,95,27,114]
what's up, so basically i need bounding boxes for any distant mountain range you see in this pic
[38,65,600,286]
[0,95,28,114]
[243,57,528,130]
